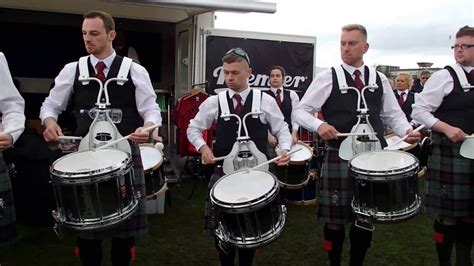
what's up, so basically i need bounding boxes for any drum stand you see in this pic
[221,112,268,174]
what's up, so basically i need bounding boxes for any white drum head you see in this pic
[213,170,275,204]
[289,142,312,163]
[350,150,416,171]
[385,135,412,150]
[53,149,129,173]
[140,146,163,171]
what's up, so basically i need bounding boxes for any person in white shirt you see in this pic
[412,25,474,266]
[265,65,300,146]
[187,47,291,265]
[39,10,161,266]
[0,52,25,245]
[293,24,420,266]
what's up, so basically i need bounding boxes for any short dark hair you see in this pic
[455,25,474,38]
[222,47,250,67]
[83,10,115,33]
[269,66,286,78]
[419,70,430,76]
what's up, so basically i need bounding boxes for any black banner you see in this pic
[205,35,314,97]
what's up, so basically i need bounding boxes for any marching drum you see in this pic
[50,149,140,231]
[210,170,286,249]
[139,144,166,199]
[276,142,313,189]
[349,150,421,229]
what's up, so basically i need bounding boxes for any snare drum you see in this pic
[50,149,140,231]
[210,170,286,249]
[139,144,165,199]
[349,150,421,227]
[276,142,313,189]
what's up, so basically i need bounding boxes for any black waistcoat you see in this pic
[433,66,474,134]
[394,91,415,121]
[72,56,143,137]
[263,89,293,131]
[214,90,269,157]
[322,66,386,148]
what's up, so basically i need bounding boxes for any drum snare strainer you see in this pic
[210,170,286,249]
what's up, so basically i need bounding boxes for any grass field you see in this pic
[0,178,442,266]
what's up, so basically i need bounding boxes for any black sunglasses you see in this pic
[225,48,251,65]
[451,44,474,50]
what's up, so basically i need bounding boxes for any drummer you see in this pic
[293,24,420,266]
[40,11,161,266]
[187,47,291,265]
[394,72,415,121]
[411,25,473,266]
[0,52,26,245]
[265,65,300,147]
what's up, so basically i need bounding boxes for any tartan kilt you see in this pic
[317,149,354,224]
[204,165,224,236]
[81,142,148,239]
[0,152,16,244]
[425,133,474,217]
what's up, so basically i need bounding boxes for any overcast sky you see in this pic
[215,0,474,68]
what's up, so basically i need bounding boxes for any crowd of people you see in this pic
[0,9,472,266]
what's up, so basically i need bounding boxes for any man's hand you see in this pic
[129,124,154,144]
[276,149,290,166]
[0,133,13,151]
[443,126,467,143]
[268,132,278,147]
[43,117,62,142]
[317,123,339,140]
[405,129,421,144]
[199,145,215,165]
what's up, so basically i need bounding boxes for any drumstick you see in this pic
[2,127,24,135]
[212,154,235,162]
[336,132,377,137]
[384,124,425,150]
[247,147,302,172]
[465,135,474,139]
[59,136,83,140]
[94,124,159,151]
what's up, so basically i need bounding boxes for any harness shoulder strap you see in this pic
[451,64,472,91]
[218,90,231,121]
[251,89,262,118]
[368,67,378,87]
[116,57,133,85]
[78,56,90,85]
[334,65,349,93]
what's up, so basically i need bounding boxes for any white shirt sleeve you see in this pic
[411,69,453,128]
[293,69,332,133]
[377,72,413,136]
[289,90,300,131]
[187,96,219,151]
[39,62,77,123]
[130,63,162,127]
[0,52,25,143]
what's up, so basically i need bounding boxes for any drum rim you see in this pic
[210,169,279,210]
[351,195,421,222]
[349,150,419,177]
[50,149,131,179]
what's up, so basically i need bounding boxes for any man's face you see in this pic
[223,61,251,92]
[395,75,410,91]
[82,17,115,56]
[269,69,284,88]
[454,35,474,66]
[419,74,430,85]
[340,30,368,67]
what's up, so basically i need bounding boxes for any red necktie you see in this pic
[233,94,243,115]
[276,89,282,106]
[353,69,364,91]
[95,61,106,82]
[398,92,406,107]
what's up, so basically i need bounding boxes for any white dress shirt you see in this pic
[187,87,292,152]
[270,86,300,131]
[294,63,412,137]
[0,52,25,143]
[396,90,408,102]
[412,64,474,128]
[40,52,161,127]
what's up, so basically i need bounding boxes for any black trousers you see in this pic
[215,238,255,266]
[76,237,135,266]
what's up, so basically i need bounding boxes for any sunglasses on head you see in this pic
[225,48,250,65]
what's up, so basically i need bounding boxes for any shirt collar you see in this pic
[459,63,474,73]
[228,86,251,102]
[270,86,283,94]
[89,52,116,69]
[342,63,365,77]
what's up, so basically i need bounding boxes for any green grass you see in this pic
[0,179,439,266]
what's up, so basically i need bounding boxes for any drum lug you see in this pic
[0,198,4,209]
[354,213,375,231]
[51,210,65,239]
